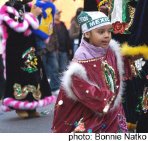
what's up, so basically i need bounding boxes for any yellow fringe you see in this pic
[98,0,108,9]
[121,43,148,60]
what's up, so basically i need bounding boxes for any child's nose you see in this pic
[104,31,110,37]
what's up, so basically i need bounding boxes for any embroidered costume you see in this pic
[52,38,127,133]
[122,0,148,132]
[0,0,55,114]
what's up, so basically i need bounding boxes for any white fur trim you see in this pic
[1,96,56,112]
[6,6,19,17]
[61,39,125,113]
[0,6,29,32]
[109,39,125,108]
[61,62,100,100]
[62,39,125,110]
[24,13,39,29]
[0,6,38,32]
[3,15,29,32]
[109,40,124,78]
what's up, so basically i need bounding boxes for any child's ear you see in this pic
[84,32,90,39]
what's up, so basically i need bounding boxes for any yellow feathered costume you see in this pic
[121,43,148,60]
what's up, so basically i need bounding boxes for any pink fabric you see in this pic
[14,102,20,109]
[14,22,26,28]
[0,5,39,78]
[28,13,37,21]
[3,98,13,105]
[1,96,57,112]
[24,29,32,36]
[7,19,14,25]
[0,5,19,16]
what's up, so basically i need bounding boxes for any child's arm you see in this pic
[71,75,115,114]
[36,2,56,19]
[0,5,40,33]
[43,8,52,18]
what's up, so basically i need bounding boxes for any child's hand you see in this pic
[31,5,42,17]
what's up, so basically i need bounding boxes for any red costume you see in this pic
[52,39,128,133]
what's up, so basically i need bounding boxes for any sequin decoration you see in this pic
[101,60,117,114]
[87,129,92,133]
[117,114,128,133]
[21,47,38,73]
[13,83,41,100]
[101,123,107,129]
[142,87,148,113]
[126,5,136,30]
[101,60,116,93]
[73,118,85,133]
[136,96,143,113]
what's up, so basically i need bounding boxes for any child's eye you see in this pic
[98,30,104,34]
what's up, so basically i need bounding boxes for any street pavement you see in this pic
[0,101,55,133]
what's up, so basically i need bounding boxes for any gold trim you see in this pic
[73,57,104,64]
[13,83,42,100]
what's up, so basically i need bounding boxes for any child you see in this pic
[52,11,128,133]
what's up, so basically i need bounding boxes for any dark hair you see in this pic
[9,0,32,5]
[83,37,89,42]
[71,7,83,23]
[76,7,83,17]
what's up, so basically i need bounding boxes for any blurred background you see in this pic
[0,0,84,29]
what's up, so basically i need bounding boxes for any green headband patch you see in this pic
[77,12,92,26]
[86,17,110,29]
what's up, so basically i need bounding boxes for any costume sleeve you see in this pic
[45,8,52,16]
[42,8,52,18]
[1,8,39,32]
[71,75,114,113]
[40,2,55,18]
[32,29,49,40]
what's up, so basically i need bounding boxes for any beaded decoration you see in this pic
[21,47,38,73]
[13,83,41,100]
[101,60,116,93]
[142,87,148,113]
[73,118,86,133]
[101,60,117,114]
[117,114,128,133]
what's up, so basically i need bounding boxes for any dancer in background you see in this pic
[42,9,71,95]
[0,0,55,118]
[121,0,148,132]
[69,7,83,56]
[0,31,5,100]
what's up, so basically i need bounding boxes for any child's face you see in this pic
[84,24,112,48]
[54,13,61,21]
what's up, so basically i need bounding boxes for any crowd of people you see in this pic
[0,0,148,133]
